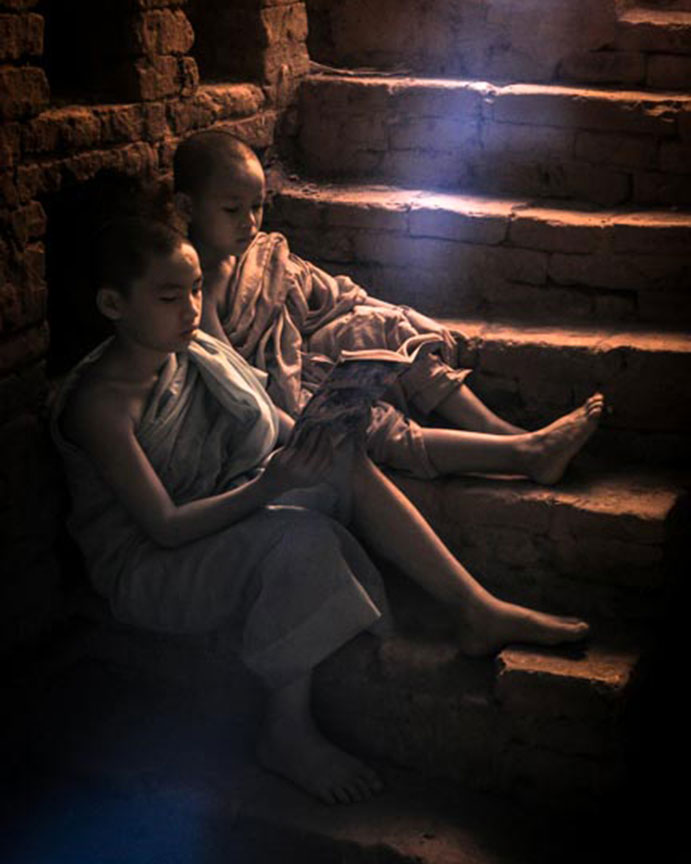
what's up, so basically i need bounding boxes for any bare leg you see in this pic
[422,393,605,483]
[434,385,526,435]
[349,457,589,655]
[257,672,383,805]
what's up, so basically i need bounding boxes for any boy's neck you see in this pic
[107,334,173,383]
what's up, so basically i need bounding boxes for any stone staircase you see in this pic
[257,0,691,820]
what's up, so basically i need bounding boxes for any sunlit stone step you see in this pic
[297,75,691,204]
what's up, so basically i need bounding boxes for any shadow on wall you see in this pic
[44,171,170,376]
[41,0,131,103]
[186,0,263,83]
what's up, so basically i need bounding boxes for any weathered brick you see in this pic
[634,170,691,205]
[141,101,167,140]
[260,40,309,83]
[0,121,20,168]
[396,82,486,119]
[326,203,409,233]
[658,141,691,174]
[390,116,480,152]
[509,211,606,254]
[558,50,646,85]
[260,2,309,45]
[0,65,49,120]
[647,54,691,91]
[131,8,194,56]
[617,11,691,54]
[0,1,39,10]
[574,130,657,169]
[481,122,574,159]
[549,251,690,291]
[0,12,43,60]
[492,87,679,136]
[409,205,509,246]
[0,321,48,375]
[0,169,18,207]
[7,200,45,244]
[96,104,145,146]
[23,107,102,155]
[133,54,198,101]
[611,215,691,256]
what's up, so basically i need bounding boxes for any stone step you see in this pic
[269,180,691,327]
[10,656,598,864]
[560,2,691,90]
[297,74,691,205]
[314,632,640,808]
[617,7,691,54]
[50,604,641,812]
[440,319,691,458]
[388,463,686,624]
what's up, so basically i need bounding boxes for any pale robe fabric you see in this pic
[220,232,473,478]
[51,332,388,688]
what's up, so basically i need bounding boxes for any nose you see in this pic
[183,290,200,321]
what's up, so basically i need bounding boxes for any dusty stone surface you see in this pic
[307,0,617,82]
[269,182,691,327]
[298,75,691,205]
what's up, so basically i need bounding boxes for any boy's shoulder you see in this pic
[61,358,137,447]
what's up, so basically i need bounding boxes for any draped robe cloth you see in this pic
[51,332,388,688]
[220,232,473,479]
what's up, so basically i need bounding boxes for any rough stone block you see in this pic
[549,251,690,291]
[617,11,691,55]
[389,116,481,152]
[574,130,657,170]
[260,2,309,45]
[409,205,509,246]
[0,1,39,10]
[558,50,646,85]
[659,141,691,174]
[0,121,20,168]
[0,12,43,60]
[395,82,486,119]
[509,211,605,254]
[260,40,310,83]
[0,321,48,375]
[24,107,102,155]
[634,170,691,205]
[0,65,49,120]
[647,54,691,90]
[492,87,678,136]
[610,215,691,256]
[132,8,195,56]
[7,200,45,244]
[325,203,408,233]
[133,54,198,101]
[481,121,574,159]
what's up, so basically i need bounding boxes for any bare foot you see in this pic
[526,393,605,485]
[457,596,589,657]
[257,714,384,805]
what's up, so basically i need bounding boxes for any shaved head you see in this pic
[173,130,261,198]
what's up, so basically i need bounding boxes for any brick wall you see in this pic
[0,0,309,648]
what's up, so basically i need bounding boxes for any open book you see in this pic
[293,332,442,441]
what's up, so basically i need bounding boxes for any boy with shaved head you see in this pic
[174,129,604,484]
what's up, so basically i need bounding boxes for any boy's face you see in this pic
[114,242,203,354]
[188,155,266,262]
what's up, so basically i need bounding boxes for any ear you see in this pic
[96,286,125,321]
[174,191,193,226]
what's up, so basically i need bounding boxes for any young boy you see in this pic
[173,129,604,483]
[52,218,589,806]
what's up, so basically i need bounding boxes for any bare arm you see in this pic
[69,387,331,549]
